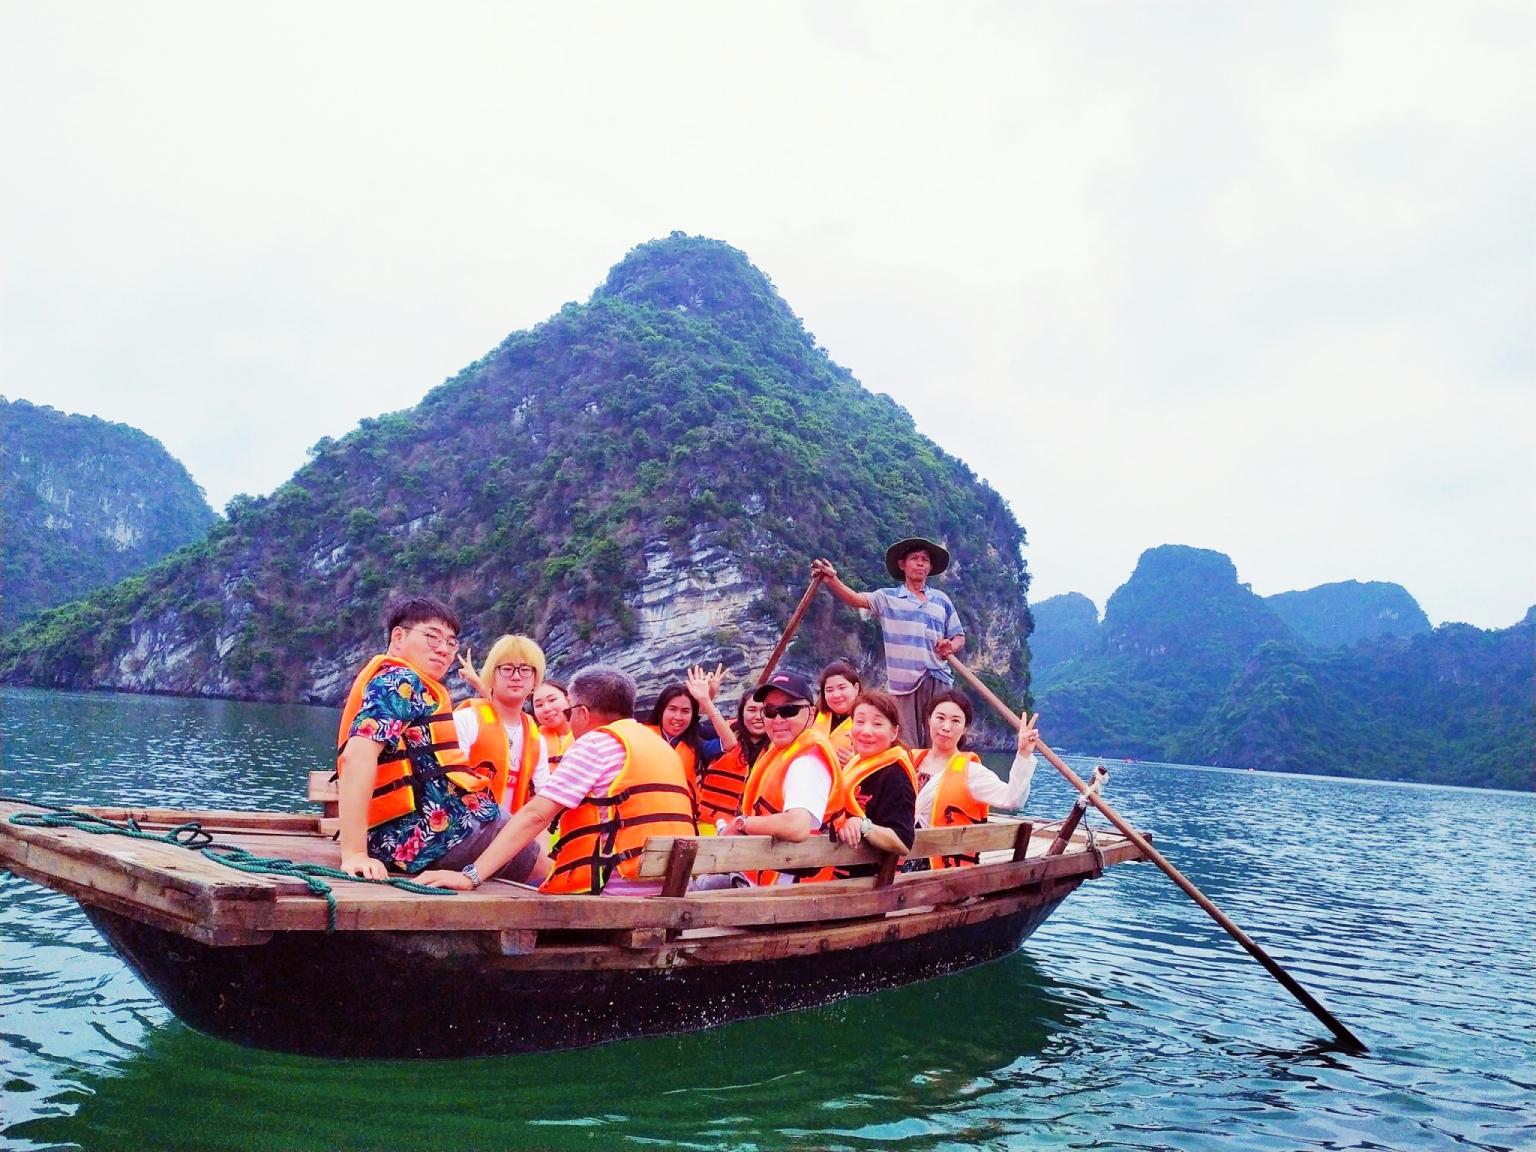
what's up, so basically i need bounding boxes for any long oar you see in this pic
[947,655,1368,1052]
[756,575,824,687]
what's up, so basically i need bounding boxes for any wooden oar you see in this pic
[756,575,824,686]
[947,655,1368,1052]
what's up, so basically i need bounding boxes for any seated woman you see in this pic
[812,660,861,767]
[911,690,1040,869]
[696,694,769,827]
[454,635,549,814]
[831,690,918,878]
[645,665,735,807]
[531,679,574,770]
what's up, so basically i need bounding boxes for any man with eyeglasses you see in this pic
[716,672,842,886]
[418,666,694,896]
[335,596,541,886]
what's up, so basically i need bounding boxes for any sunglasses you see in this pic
[761,703,810,720]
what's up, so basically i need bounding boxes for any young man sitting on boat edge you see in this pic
[417,667,696,896]
[336,596,546,885]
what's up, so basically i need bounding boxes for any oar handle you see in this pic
[945,655,1368,1052]
[757,575,824,687]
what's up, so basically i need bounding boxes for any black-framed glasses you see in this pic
[405,627,459,652]
[496,663,537,679]
[761,703,810,720]
[562,702,590,720]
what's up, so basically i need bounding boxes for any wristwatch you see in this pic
[732,815,748,835]
[461,863,483,889]
[859,817,873,839]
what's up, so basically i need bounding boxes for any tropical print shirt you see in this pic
[349,663,498,873]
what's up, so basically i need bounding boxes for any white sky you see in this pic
[3,1,1532,629]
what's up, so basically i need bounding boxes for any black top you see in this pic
[835,760,917,879]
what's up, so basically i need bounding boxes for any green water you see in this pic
[3,687,1534,1150]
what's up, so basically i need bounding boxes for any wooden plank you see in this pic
[634,819,1037,879]
[307,771,339,819]
[252,838,1142,936]
[659,839,698,900]
[86,806,324,834]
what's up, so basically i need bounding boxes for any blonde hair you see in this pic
[478,634,546,688]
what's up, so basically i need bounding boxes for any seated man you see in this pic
[336,595,544,884]
[717,671,841,886]
[418,666,695,896]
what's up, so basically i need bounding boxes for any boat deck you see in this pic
[0,797,1145,957]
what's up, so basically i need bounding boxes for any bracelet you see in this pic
[859,817,873,839]
[461,863,483,889]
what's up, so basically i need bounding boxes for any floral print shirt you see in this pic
[350,663,498,874]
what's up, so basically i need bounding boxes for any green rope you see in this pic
[7,799,455,932]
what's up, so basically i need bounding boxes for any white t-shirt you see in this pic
[780,753,833,824]
[452,707,551,812]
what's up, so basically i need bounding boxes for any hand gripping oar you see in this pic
[947,655,1368,1052]
[756,575,824,687]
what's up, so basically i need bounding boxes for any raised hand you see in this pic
[1017,712,1041,756]
[706,662,729,699]
[456,650,486,697]
[685,665,713,704]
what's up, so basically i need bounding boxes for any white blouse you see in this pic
[913,751,1036,828]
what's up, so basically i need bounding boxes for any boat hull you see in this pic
[86,895,1071,1058]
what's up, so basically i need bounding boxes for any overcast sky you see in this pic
[3,1,1531,630]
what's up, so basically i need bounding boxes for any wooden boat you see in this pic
[0,795,1145,1059]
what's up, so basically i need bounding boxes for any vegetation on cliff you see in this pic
[1033,546,1533,791]
[1,398,216,628]
[0,235,1031,710]
[1266,580,1430,649]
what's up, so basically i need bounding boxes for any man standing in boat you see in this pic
[336,595,544,885]
[417,666,695,896]
[810,537,965,747]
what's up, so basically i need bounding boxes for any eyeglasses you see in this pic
[761,703,810,720]
[496,663,538,679]
[405,627,459,652]
[562,703,590,720]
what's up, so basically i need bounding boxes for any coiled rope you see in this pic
[6,799,455,932]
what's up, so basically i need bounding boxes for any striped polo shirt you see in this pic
[866,585,963,693]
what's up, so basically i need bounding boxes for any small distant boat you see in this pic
[0,795,1144,1059]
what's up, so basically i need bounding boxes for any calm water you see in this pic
[1,686,1532,1151]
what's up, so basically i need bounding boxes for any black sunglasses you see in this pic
[761,703,810,719]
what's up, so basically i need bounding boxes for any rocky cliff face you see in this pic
[1,236,1032,710]
[1,398,217,628]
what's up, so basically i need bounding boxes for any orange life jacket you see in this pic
[543,727,573,770]
[829,745,919,879]
[645,724,699,803]
[739,727,839,886]
[454,700,541,812]
[541,719,696,895]
[335,655,488,829]
[813,710,854,759]
[915,748,988,868]
[697,744,753,825]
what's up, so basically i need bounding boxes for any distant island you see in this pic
[1,397,216,629]
[0,233,1030,741]
[4,241,1528,795]
[1031,546,1534,792]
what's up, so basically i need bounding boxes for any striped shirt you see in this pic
[866,585,963,693]
[539,730,660,896]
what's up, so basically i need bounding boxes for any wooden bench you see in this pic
[307,771,338,820]
[634,818,1037,898]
